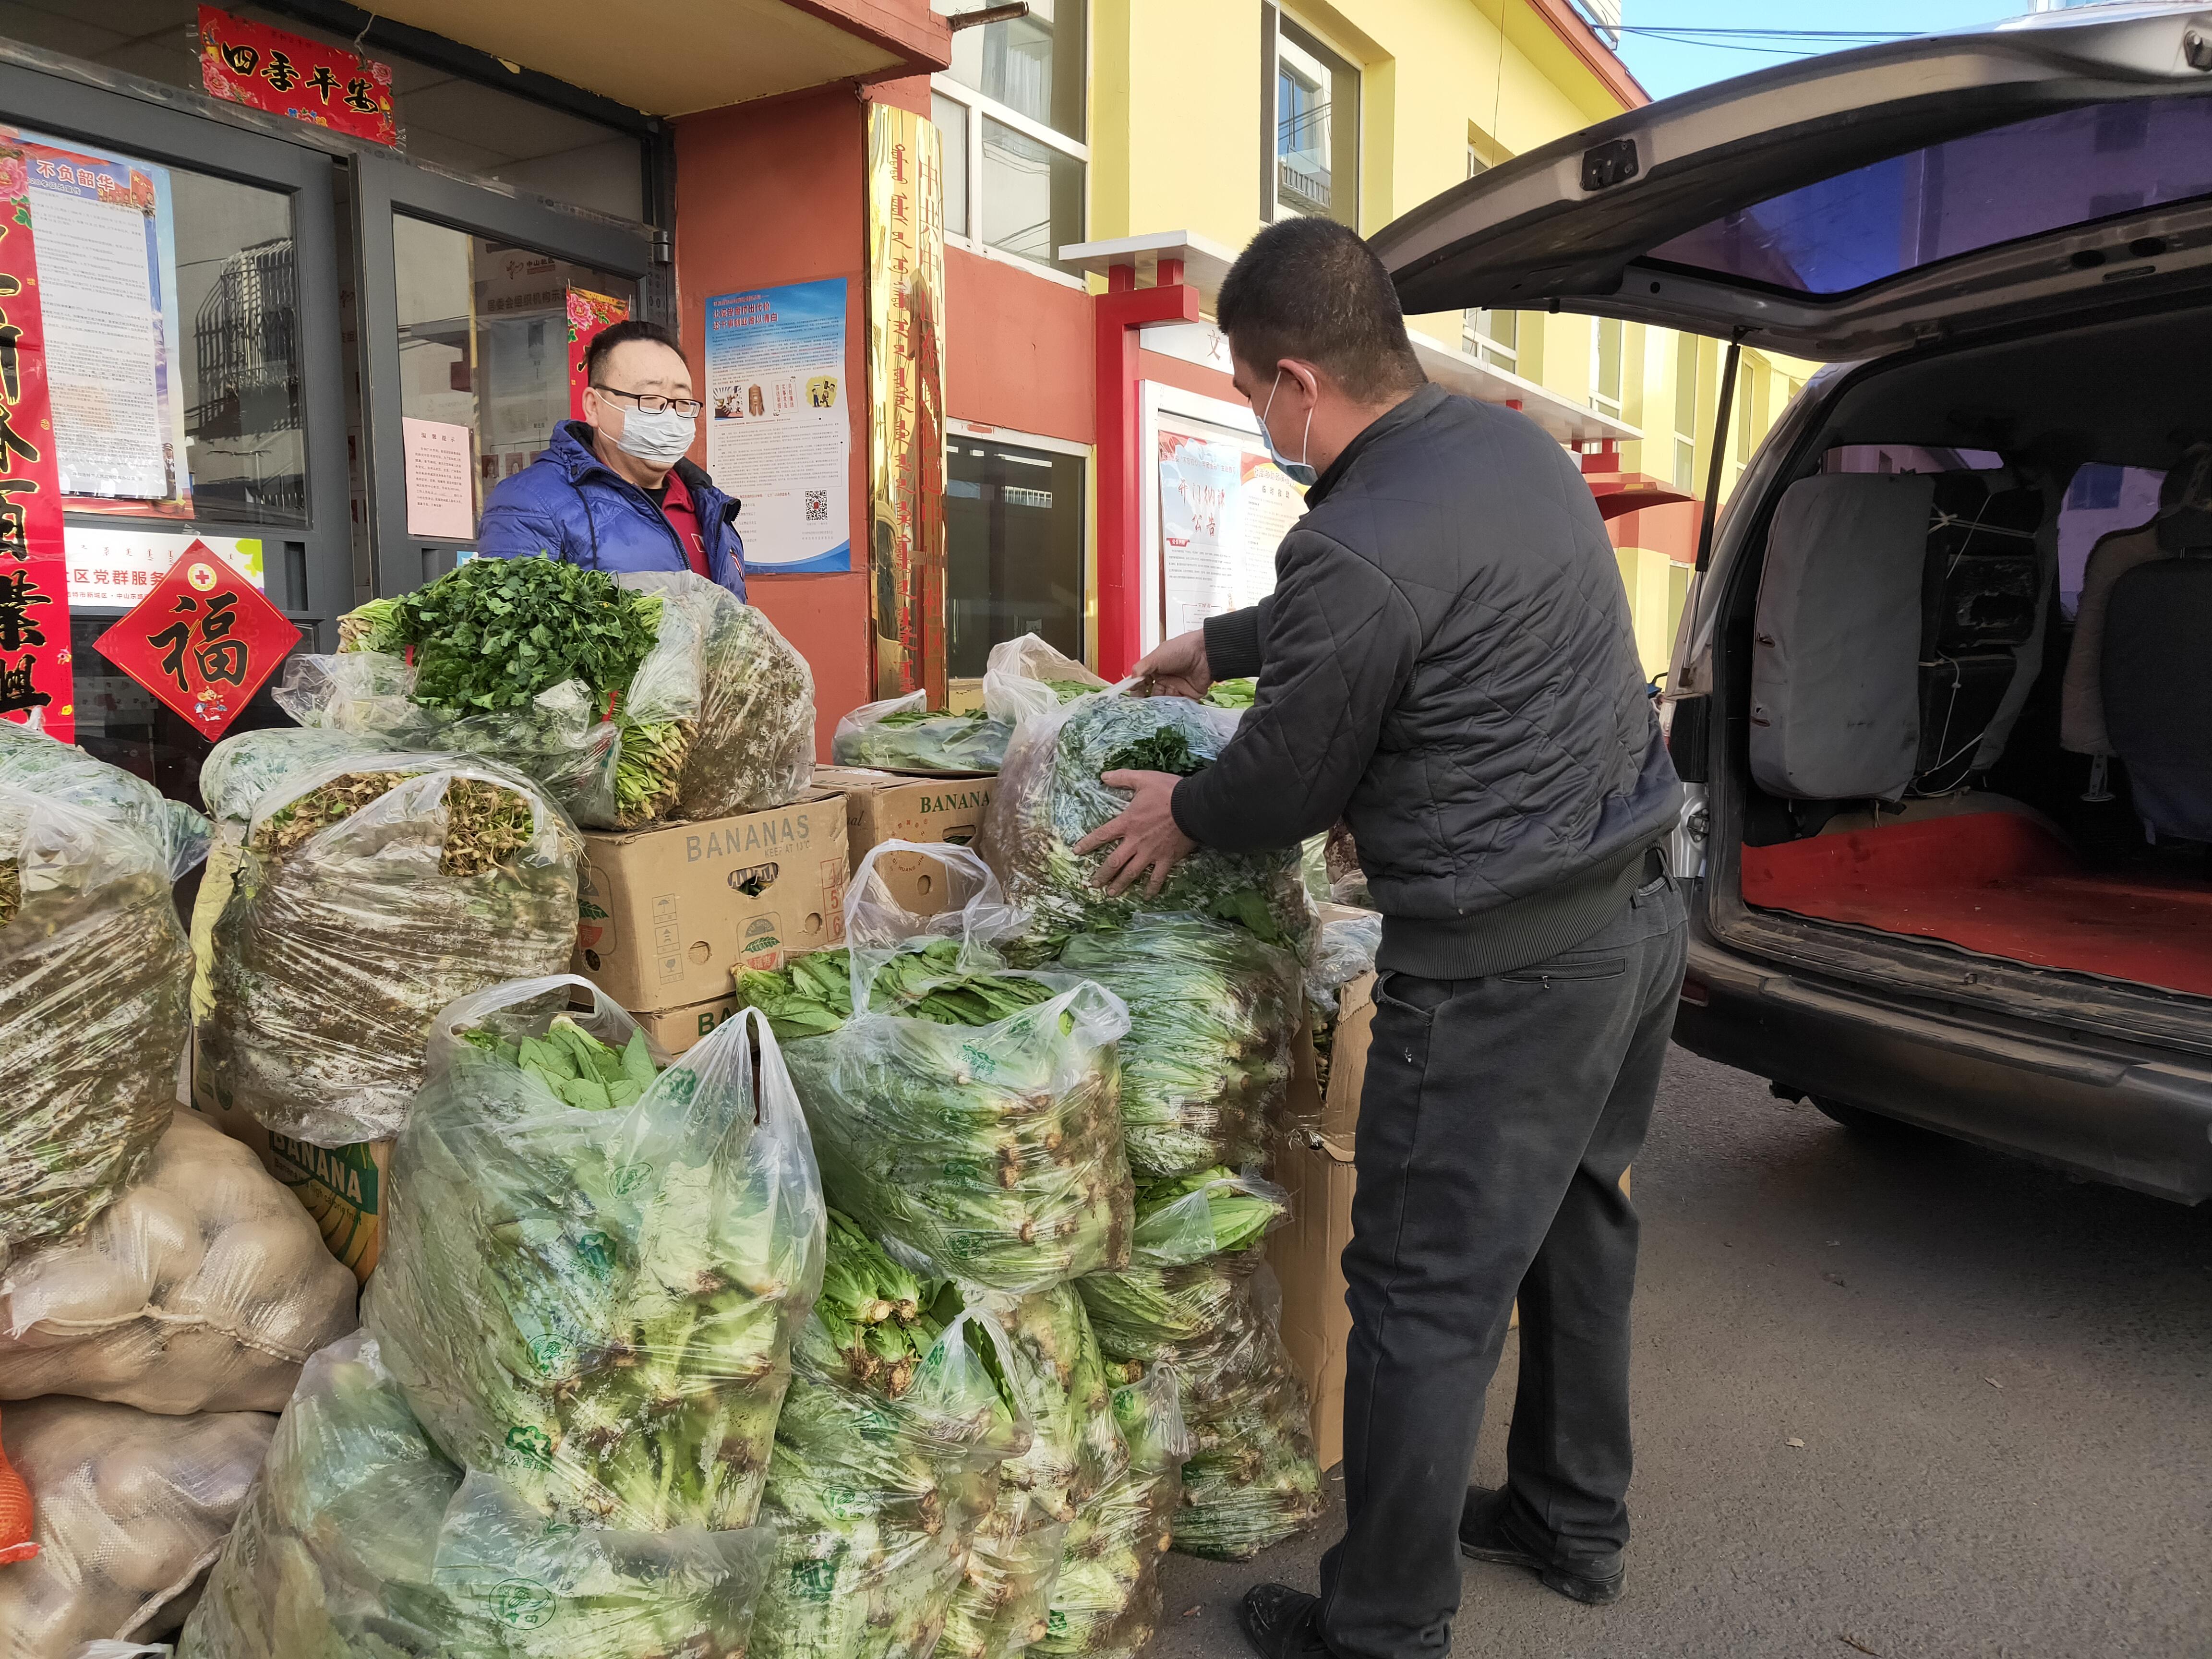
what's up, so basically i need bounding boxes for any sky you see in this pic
[1613,2,2027,101]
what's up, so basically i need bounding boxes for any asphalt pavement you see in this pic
[1153,1045,2212,1659]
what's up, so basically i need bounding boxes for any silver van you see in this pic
[1372,4,2212,1203]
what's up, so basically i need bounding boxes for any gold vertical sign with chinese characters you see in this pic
[866,104,947,705]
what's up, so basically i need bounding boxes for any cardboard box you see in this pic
[189,1035,390,1283]
[814,766,996,919]
[633,993,744,1057]
[573,791,849,1010]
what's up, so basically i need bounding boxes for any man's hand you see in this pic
[1073,770,1197,896]
[1132,629,1211,701]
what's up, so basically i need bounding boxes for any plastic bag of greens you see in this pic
[178,1332,776,1659]
[832,692,1010,776]
[1076,1171,1288,1375]
[0,1110,357,1415]
[1035,1365,1188,1659]
[0,726,207,1264]
[934,1282,1121,1659]
[979,635,1106,730]
[1170,1368,1324,1562]
[193,746,580,1148]
[753,844,1133,1292]
[753,1217,1029,1659]
[362,983,824,1532]
[1306,905,1380,1097]
[292,562,813,828]
[1054,915,1303,1178]
[982,691,1310,963]
[0,1395,274,1659]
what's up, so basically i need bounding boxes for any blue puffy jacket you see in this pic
[477,420,746,600]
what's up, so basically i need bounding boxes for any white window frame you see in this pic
[931,74,1090,287]
[1590,315,1624,419]
[1262,6,1360,228]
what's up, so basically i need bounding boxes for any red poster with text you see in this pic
[0,148,74,744]
[94,545,301,740]
[567,288,631,420]
[197,7,397,147]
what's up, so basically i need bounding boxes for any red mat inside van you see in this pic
[1739,812,2212,997]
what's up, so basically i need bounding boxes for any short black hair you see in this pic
[585,318,685,386]
[1216,218,1425,402]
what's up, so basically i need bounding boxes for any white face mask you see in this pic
[604,401,697,469]
[1259,369,1319,487]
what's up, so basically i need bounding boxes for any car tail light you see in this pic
[1678,973,1710,1008]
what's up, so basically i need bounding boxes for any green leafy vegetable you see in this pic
[733,940,1061,1044]
[1202,678,1256,709]
[832,709,1012,775]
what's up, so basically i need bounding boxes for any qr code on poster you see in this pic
[805,490,829,522]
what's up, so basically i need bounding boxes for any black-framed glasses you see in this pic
[591,384,704,418]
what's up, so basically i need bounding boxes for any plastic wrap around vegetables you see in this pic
[979,634,1109,730]
[1034,1364,1187,1659]
[936,1283,1123,1659]
[192,736,581,1147]
[1054,914,1303,1178]
[178,1333,776,1659]
[751,1217,1029,1659]
[831,693,1011,776]
[744,843,1134,1293]
[981,690,1311,963]
[1306,906,1381,1097]
[361,984,824,1534]
[0,1110,357,1416]
[0,724,207,1264]
[280,561,814,828]
[0,1394,275,1659]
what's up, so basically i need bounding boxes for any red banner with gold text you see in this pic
[0,147,74,744]
[198,7,398,148]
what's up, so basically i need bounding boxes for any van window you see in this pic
[1822,445,2003,475]
[2056,464,2164,618]
[1649,95,2212,297]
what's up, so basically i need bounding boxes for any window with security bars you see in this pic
[1264,11,1359,228]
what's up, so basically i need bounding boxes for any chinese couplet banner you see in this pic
[566,287,630,421]
[865,105,946,705]
[197,7,398,147]
[0,148,76,743]
[93,543,300,740]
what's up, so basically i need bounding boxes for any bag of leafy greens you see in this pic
[832,692,1010,777]
[362,984,823,1534]
[0,725,208,1264]
[193,744,580,1148]
[738,844,1133,1293]
[981,690,1310,964]
[934,1283,1121,1659]
[284,561,813,828]
[979,635,1107,731]
[752,1215,1030,1659]
[1053,914,1303,1178]
[1034,1364,1188,1659]
[178,1332,776,1659]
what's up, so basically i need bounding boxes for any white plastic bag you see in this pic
[981,634,1108,728]
[0,1110,358,1416]
[0,1396,275,1659]
[830,691,1010,775]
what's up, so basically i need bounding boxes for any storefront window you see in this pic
[393,216,638,535]
[947,435,1086,675]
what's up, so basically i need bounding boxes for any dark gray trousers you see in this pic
[1317,876,1688,1659]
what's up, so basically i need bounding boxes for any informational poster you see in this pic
[197,7,398,147]
[20,138,186,505]
[64,525,264,607]
[705,280,851,575]
[93,543,301,739]
[1154,414,1307,635]
[567,286,629,420]
[402,417,475,539]
[0,147,76,743]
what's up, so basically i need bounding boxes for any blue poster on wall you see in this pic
[703,279,851,574]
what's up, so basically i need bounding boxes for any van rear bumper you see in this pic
[1674,937,2212,1204]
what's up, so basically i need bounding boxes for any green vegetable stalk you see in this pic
[752,1217,1030,1659]
[361,987,826,1533]
[734,940,1060,1046]
[982,692,1312,964]
[194,741,581,1148]
[0,724,207,1261]
[180,1333,777,1659]
[1202,679,1257,709]
[1055,914,1304,1177]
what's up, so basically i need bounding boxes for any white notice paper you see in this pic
[32,183,167,499]
[403,418,476,539]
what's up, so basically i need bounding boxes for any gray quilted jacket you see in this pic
[1171,383,1682,978]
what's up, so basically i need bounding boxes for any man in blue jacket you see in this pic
[478,318,746,599]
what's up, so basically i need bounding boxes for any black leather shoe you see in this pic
[1458,1486,1625,1606]
[1238,1583,1333,1659]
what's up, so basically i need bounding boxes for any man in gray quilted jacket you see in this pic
[1080,217,1685,1659]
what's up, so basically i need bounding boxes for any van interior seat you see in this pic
[2102,553,2212,842]
[1741,811,2212,998]
[2060,520,2164,757]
